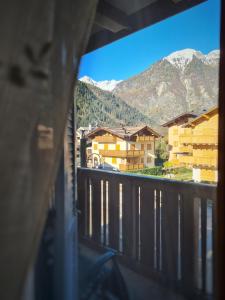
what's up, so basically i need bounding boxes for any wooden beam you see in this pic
[86,0,206,53]
[216,1,225,299]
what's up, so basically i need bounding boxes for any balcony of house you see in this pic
[135,136,154,142]
[179,156,194,165]
[193,157,218,167]
[174,146,193,154]
[179,135,192,144]
[192,135,218,145]
[99,149,144,157]
[94,136,117,143]
[119,163,144,171]
[78,168,216,300]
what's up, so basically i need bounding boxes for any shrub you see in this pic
[163,161,174,168]
[131,166,163,176]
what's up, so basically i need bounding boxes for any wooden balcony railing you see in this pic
[78,168,216,299]
[179,135,192,144]
[179,156,217,167]
[119,163,144,171]
[192,135,218,145]
[135,136,153,142]
[179,135,218,145]
[193,157,218,167]
[94,136,116,143]
[174,146,193,153]
[179,156,194,164]
[99,150,144,157]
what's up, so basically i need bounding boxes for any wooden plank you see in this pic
[139,183,155,270]
[108,176,120,250]
[201,198,207,293]
[91,176,101,243]
[156,189,161,271]
[102,179,107,246]
[216,2,225,299]
[180,190,196,295]
[161,188,179,285]
[122,178,136,258]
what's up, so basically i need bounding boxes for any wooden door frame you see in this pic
[216,1,225,299]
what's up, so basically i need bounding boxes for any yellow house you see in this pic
[162,113,197,165]
[179,107,218,183]
[87,126,160,171]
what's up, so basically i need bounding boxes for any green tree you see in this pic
[155,136,169,164]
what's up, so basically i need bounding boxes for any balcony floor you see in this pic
[79,243,186,300]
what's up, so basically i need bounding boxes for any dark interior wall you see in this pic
[0,1,97,299]
[217,1,225,300]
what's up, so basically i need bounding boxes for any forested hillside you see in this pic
[75,81,153,128]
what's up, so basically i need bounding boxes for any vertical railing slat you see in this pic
[91,175,101,243]
[180,190,196,295]
[161,188,179,285]
[122,178,136,258]
[201,198,207,293]
[108,176,120,250]
[140,183,155,269]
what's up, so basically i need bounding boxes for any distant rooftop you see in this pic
[87,125,160,140]
[185,107,218,127]
[162,112,197,127]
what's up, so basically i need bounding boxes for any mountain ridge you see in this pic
[77,48,219,129]
[113,48,219,125]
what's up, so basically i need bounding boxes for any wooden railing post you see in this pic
[108,176,120,250]
[180,191,196,295]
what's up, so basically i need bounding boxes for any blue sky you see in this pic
[79,0,220,81]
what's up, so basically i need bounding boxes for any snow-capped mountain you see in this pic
[114,48,219,125]
[79,76,122,91]
[164,49,220,71]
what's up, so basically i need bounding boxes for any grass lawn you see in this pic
[128,167,193,182]
[163,168,192,181]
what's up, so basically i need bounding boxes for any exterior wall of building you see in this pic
[191,113,218,182]
[90,132,156,171]
[168,126,192,164]
[179,110,218,183]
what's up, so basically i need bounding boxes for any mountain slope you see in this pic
[75,81,155,128]
[113,49,219,124]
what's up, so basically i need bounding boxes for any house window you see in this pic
[112,157,117,164]
[131,144,135,150]
[140,157,144,163]
[147,144,151,150]
[116,144,120,150]
[93,144,98,150]
[141,144,144,150]
[104,144,108,150]
[147,157,151,163]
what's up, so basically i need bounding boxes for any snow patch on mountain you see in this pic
[164,49,220,71]
[79,76,123,91]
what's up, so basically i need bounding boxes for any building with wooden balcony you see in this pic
[162,112,197,165]
[87,126,160,171]
[183,107,218,182]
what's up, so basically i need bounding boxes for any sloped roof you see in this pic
[161,113,197,127]
[87,125,160,140]
[185,107,218,127]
